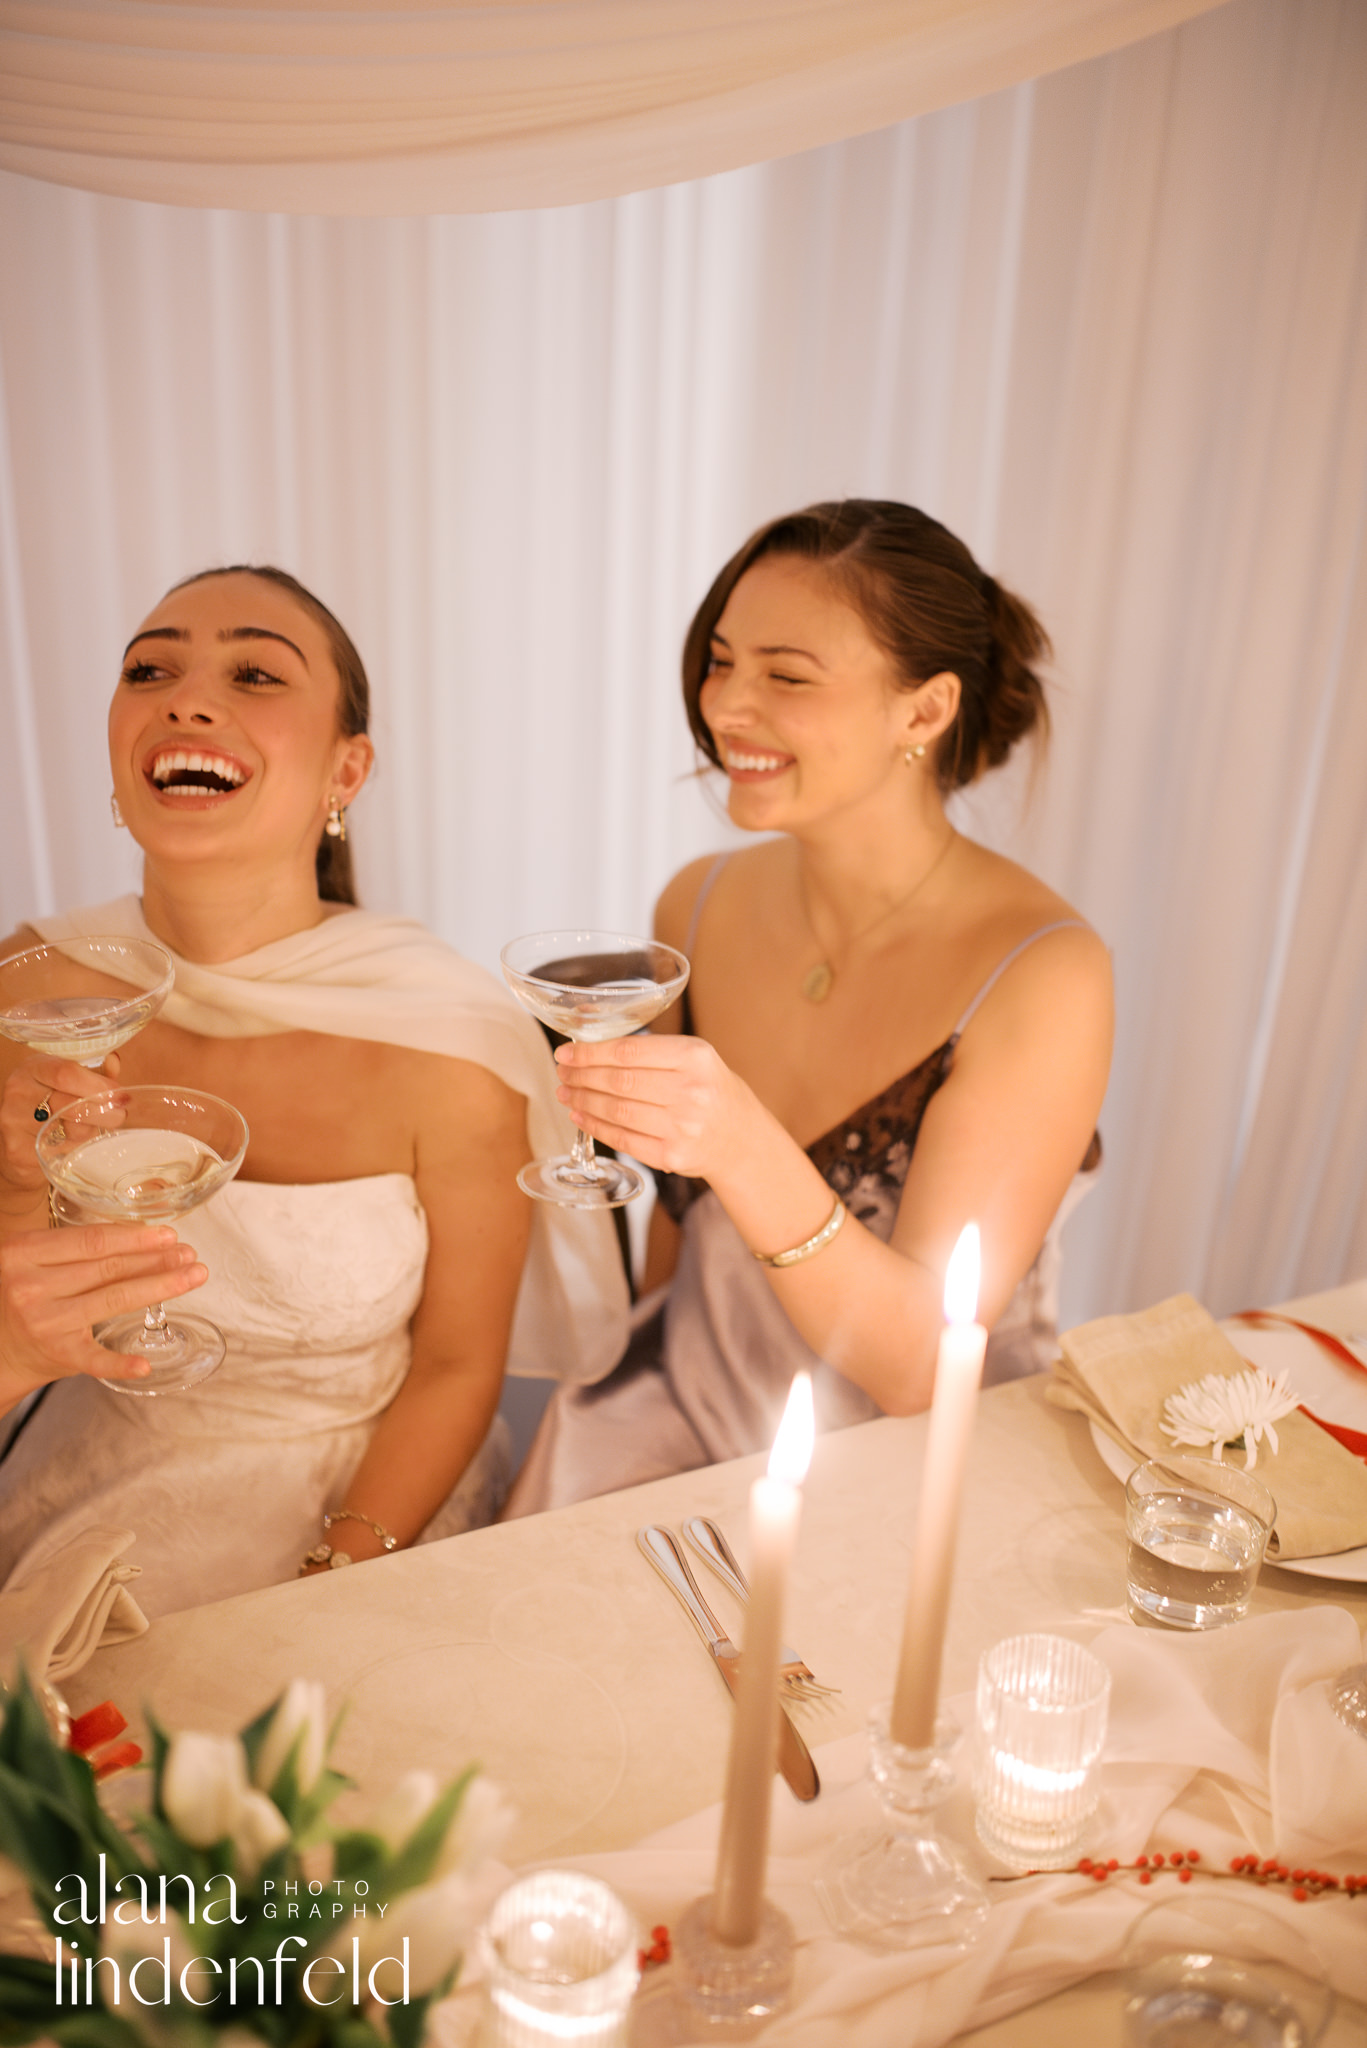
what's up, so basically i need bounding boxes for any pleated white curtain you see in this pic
[2,0,1365,1327]
[0,0,1225,212]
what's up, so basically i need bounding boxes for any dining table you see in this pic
[60,1275,1367,2045]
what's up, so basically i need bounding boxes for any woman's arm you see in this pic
[0,1222,208,1412]
[303,1057,533,1566]
[554,925,1113,1414]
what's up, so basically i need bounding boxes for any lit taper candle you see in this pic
[890,1224,987,1751]
[712,1371,815,1947]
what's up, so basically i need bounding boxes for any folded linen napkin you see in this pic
[0,1526,148,1689]
[1047,1292,1367,1557]
[428,1607,1367,2048]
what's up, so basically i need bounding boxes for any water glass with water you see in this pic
[1121,1892,1334,2046]
[1125,1456,1275,1630]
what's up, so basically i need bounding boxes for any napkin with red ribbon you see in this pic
[1047,1294,1367,1559]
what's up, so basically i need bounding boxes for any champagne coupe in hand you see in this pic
[36,1086,248,1394]
[0,937,174,1067]
[501,930,689,1208]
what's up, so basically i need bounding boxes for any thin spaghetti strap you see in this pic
[950,919,1091,1043]
[684,853,731,958]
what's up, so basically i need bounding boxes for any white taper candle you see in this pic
[712,1371,815,1946]
[890,1224,987,1751]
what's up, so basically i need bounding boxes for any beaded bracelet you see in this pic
[297,1543,351,1575]
[323,1506,398,1552]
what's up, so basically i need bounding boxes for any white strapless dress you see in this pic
[0,1175,509,1620]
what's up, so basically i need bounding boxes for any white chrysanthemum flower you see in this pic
[1161,1365,1299,1469]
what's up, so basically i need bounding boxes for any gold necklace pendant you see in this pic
[797,827,957,1005]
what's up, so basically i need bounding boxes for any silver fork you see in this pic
[681,1515,840,1705]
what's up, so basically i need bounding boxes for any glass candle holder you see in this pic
[478,1871,639,2047]
[672,1893,796,2035]
[974,1634,1110,1870]
[815,1706,988,1951]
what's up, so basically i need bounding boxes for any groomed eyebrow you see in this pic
[710,630,827,670]
[122,625,308,667]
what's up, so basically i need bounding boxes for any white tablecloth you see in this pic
[56,1278,1367,2044]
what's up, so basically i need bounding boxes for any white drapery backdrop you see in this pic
[2,0,1364,1327]
[0,0,1225,212]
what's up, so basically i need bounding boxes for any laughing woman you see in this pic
[508,500,1112,1512]
[0,566,625,1616]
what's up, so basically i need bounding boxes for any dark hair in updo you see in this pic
[681,500,1050,791]
[168,564,370,905]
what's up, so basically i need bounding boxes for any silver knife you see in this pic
[637,1525,819,1801]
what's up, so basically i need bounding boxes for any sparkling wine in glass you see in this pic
[501,930,689,1208]
[36,1085,249,1394]
[0,937,174,1067]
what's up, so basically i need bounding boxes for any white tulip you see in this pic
[438,1775,514,1876]
[349,1869,479,1999]
[366,1770,441,1855]
[253,1679,328,1798]
[364,1769,513,1883]
[161,1732,247,1848]
[232,1788,291,1877]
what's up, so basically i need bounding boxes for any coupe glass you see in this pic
[0,937,173,1066]
[501,930,689,1208]
[36,1085,249,1393]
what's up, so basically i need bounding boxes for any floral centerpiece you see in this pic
[0,1670,509,2047]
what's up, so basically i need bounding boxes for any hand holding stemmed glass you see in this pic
[501,930,689,1208]
[35,1086,248,1393]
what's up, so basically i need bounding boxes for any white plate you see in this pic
[1088,1317,1367,1583]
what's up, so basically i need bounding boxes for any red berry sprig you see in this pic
[638,1924,672,1970]
[989,1848,1365,1900]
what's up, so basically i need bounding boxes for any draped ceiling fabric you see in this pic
[0,1,1230,214]
[2,0,1365,1331]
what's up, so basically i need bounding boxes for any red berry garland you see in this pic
[990,1848,1363,1898]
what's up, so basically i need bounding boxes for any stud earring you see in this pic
[904,743,926,764]
[324,800,347,842]
[110,792,126,828]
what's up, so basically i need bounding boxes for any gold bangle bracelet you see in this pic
[753,1195,847,1269]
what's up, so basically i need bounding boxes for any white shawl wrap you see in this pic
[31,896,629,1386]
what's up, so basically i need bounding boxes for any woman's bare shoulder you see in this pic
[653,843,782,949]
[958,840,1098,940]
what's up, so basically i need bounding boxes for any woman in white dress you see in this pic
[0,566,625,1615]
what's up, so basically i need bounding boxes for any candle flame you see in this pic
[768,1371,815,1485]
[943,1223,981,1325]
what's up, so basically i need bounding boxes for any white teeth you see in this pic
[149,749,246,788]
[726,749,788,772]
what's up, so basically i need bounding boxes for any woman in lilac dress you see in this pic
[509,500,1112,1512]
